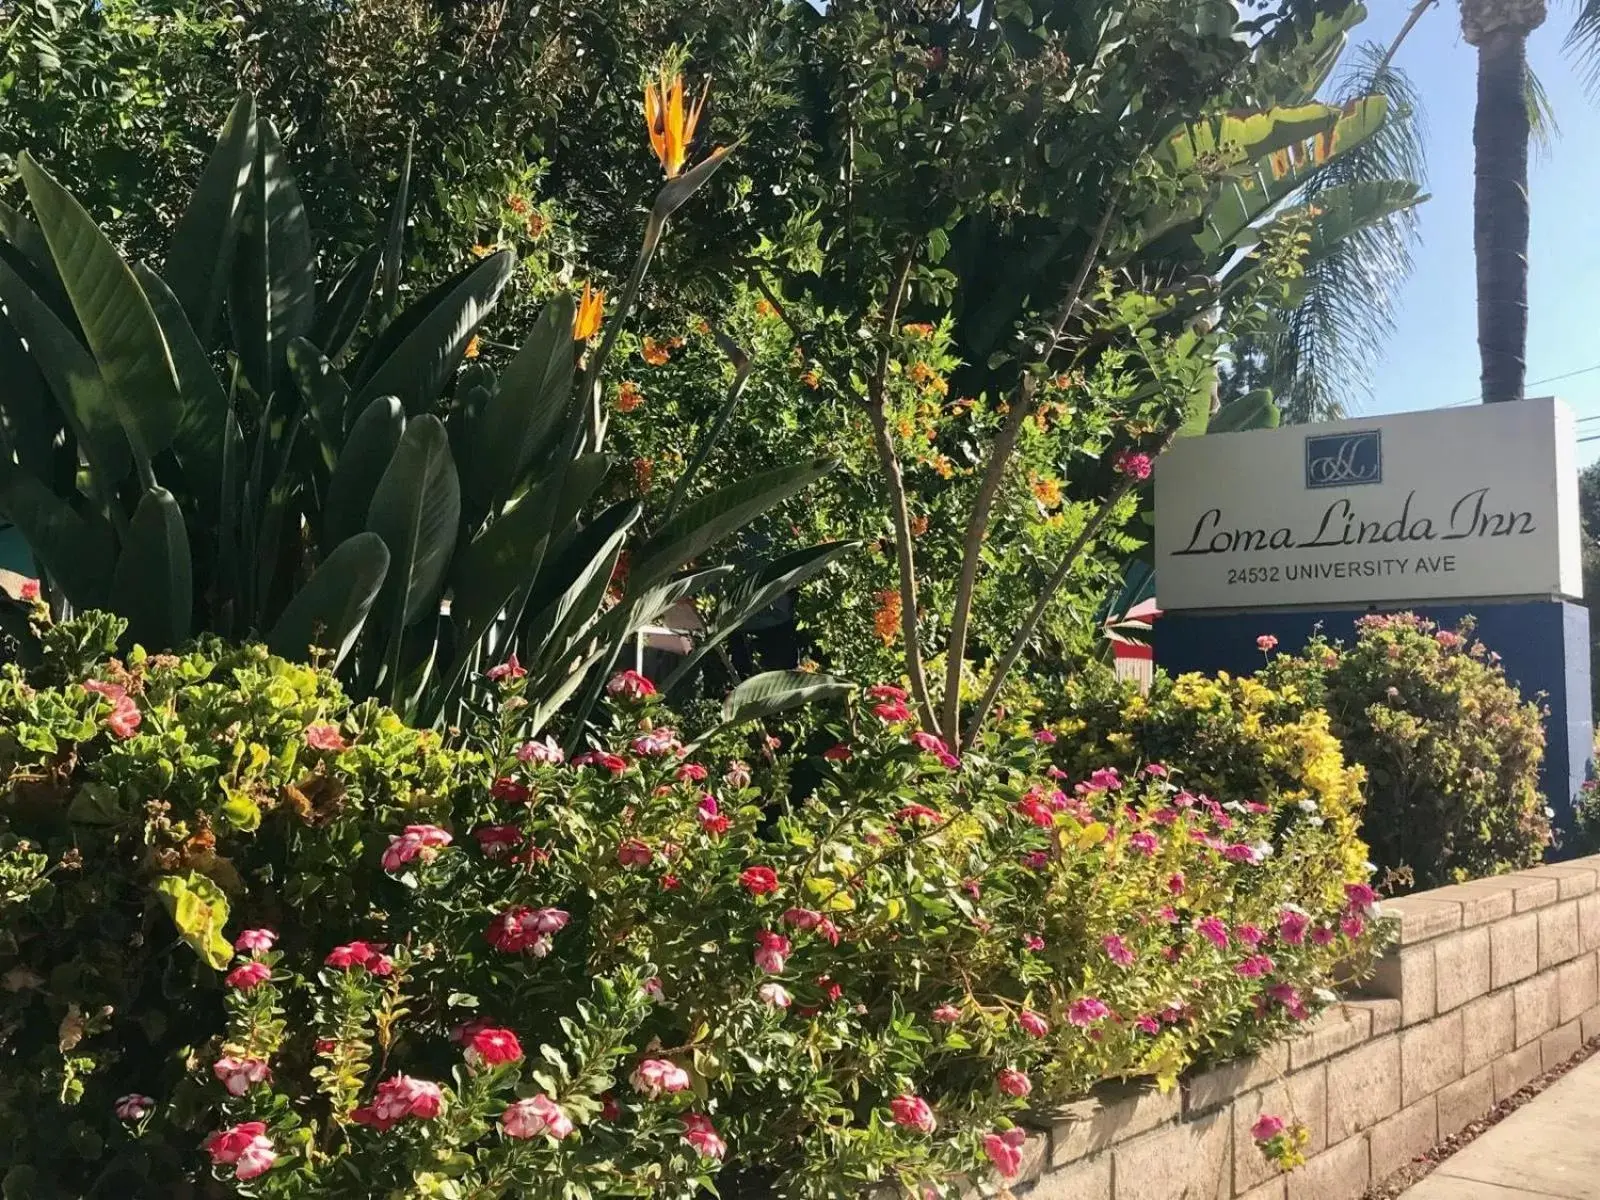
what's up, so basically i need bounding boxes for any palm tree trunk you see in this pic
[1472,26,1533,403]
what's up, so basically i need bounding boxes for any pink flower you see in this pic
[1341,913,1366,938]
[889,1094,937,1134]
[1195,916,1229,949]
[1311,924,1337,947]
[632,727,682,757]
[1128,830,1158,856]
[1435,630,1463,650]
[754,930,790,974]
[617,839,653,868]
[1033,728,1058,745]
[213,1055,271,1097]
[107,696,141,739]
[485,654,526,682]
[501,1094,572,1139]
[352,1074,443,1130]
[681,1112,727,1159]
[606,669,656,701]
[304,723,347,752]
[1279,909,1310,945]
[324,940,393,974]
[1067,996,1110,1026]
[696,793,731,837]
[1251,1113,1286,1143]
[516,737,564,765]
[1015,793,1055,828]
[115,1093,155,1121]
[997,1069,1032,1098]
[204,1122,276,1181]
[1269,983,1308,1019]
[1235,954,1275,979]
[1222,842,1258,864]
[759,982,792,1008]
[1020,850,1051,870]
[1256,634,1278,653]
[910,730,950,757]
[571,751,627,776]
[1112,449,1153,480]
[1023,934,1045,952]
[19,578,40,602]
[1135,1015,1162,1035]
[474,824,524,857]
[983,1128,1027,1178]
[867,684,908,701]
[1017,1009,1049,1038]
[724,760,753,789]
[629,1058,691,1098]
[815,973,843,1002]
[1167,872,1186,896]
[484,906,569,955]
[381,823,452,872]
[1344,882,1379,912]
[466,1026,523,1068]
[873,700,912,722]
[894,803,944,825]
[931,1003,962,1024]
[740,865,780,896]
[676,761,708,782]
[1102,934,1135,967]
[1235,923,1265,948]
[233,928,277,954]
[225,961,272,991]
[1086,767,1121,791]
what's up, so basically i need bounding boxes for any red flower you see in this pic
[676,762,708,783]
[822,744,852,761]
[606,669,656,701]
[1112,449,1153,480]
[485,906,569,955]
[1014,793,1055,828]
[660,873,681,890]
[572,750,628,776]
[866,684,908,701]
[304,723,346,752]
[617,839,653,868]
[739,865,780,896]
[997,1069,1032,1098]
[889,1094,936,1133]
[352,1074,443,1130]
[18,578,40,602]
[324,940,393,974]
[681,1112,727,1159]
[466,1026,523,1068]
[601,1092,621,1121]
[490,776,531,803]
[872,700,912,722]
[696,793,731,837]
[474,824,524,857]
[204,1122,276,1181]
[485,654,526,682]
[984,1128,1027,1178]
[894,803,943,826]
[225,961,272,991]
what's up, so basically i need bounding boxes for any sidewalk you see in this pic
[1399,1053,1600,1199]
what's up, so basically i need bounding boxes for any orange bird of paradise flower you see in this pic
[644,67,709,179]
[573,281,605,342]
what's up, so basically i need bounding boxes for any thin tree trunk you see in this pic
[1473,27,1532,404]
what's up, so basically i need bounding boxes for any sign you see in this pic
[1154,397,1582,611]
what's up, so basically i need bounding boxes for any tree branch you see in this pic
[939,195,1120,744]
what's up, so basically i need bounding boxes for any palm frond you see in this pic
[1564,0,1600,97]
[1526,64,1560,160]
[1267,42,1428,424]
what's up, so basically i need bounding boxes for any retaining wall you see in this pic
[1001,855,1600,1200]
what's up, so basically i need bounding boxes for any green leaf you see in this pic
[628,458,834,593]
[721,670,853,725]
[314,246,381,363]
[0,198,70,315]
[229,117,315,399]
[1208,388,1280,433]
[134,264,235,526]
[286,338,350,473]
[662,542,857,692]
[220,789,262,832]
[0,464,113,608]
[269,532,391,669]
[468,292,576,515]
[153,872,233,971]
[523,500,640,672]
[324,396,404,552]
[355,251,514,416]
[165,93,257,345]
[653,144,738,221]
[18,153,184,462]
[366,415,460,629]
[380,130,413,317]
[0,250,131,484]
[111,488,193,650]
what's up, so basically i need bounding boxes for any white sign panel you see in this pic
[1154,397,1582,612]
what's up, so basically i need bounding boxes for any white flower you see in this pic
[1298,799,1319,813]
[1251,841,1274,862]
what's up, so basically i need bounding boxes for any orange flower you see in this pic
[616,381,644,413]
[525,213,547,240]
[644,66,709,179]
[756,298,778,319]
[471,243,495,259]
[910,514,930,537]
[464,334,481,360]
[800,370,821,390]
[873,589,902,645]
[902,322,935,338]
[508,194,529,215]
[642,336,671,366]
[1031,475,1062,509]
[633,457,655,492]
[573,282,605,341]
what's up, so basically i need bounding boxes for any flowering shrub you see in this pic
[1,615,1378,1196]
[1262,614,1548,890]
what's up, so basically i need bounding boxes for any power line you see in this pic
[1446,361,1600,407]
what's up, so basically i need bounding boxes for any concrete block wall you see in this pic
[995,856,1600,1200]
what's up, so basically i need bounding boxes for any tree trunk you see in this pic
[1472,26,1532,404]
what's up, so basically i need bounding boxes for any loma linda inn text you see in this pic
[1172,487,1537,563]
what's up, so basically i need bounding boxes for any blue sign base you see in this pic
[1153,599,1593,845]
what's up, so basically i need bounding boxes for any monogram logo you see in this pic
[1304,431,1382,489]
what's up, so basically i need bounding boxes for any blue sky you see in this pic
[1358,3,1600,464]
